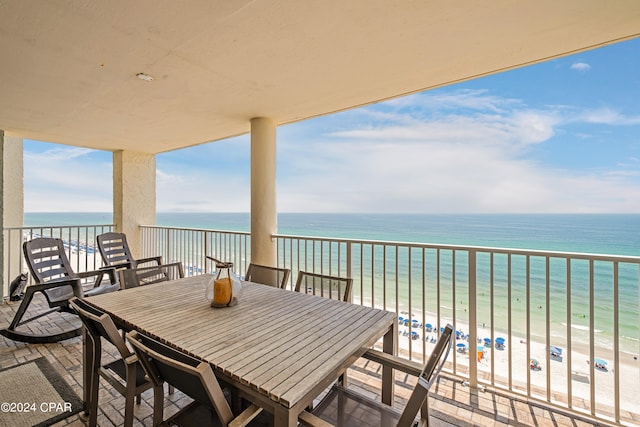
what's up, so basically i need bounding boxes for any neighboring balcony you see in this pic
[2,223,639,426]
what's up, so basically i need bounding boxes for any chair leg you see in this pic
[82,329,93,416]
[152,384,165,427]
[7,287,37,329]
[124,364,136,427]
[88,354,100,427]
[84,334,104,427]
[421,395,430,427]
[0,286,82,344]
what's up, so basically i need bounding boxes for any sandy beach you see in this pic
[394,311,640,418]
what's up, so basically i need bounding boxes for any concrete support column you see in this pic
[250,117,277,266]
[1,131,24,298]
[113,150,155,259]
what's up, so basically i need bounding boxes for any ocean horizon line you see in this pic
[23,211,640,215]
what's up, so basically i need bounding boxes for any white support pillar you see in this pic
[1,131,24,298]
[113,150,156,259]
[250,117,277,266]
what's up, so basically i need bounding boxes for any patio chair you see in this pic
[97,231,162,270]
[69,297,153,427]
[119,261,185,289]
[294,271,353,302]
[0,237,119,344]
[299,323,454,427]
[126,330,264,427]
[244,262,291,288]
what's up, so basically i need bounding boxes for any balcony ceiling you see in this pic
[1,1,639,154]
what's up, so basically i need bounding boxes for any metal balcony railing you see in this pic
[139,225,640,426]
[1,224,115,297]
[140,225,251,277]
[4,223,638,426]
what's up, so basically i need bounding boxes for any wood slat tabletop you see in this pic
[85,274,396,425]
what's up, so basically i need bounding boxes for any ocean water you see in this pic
[23,212,640,353]
[23,212,640,255]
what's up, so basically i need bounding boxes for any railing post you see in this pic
[204,231,210,274]
[468,249,478,389]
[166,229,172,263]
[346,242,353,303]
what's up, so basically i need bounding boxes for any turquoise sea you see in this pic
[23,212,640,256]
[23,212,640,354]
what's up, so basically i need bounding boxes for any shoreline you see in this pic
[393,310,640,415]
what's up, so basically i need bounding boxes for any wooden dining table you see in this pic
[83,274,397,426]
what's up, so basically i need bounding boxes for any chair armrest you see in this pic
[30,278,82,294]
[298,411,335,427]
[76,266,118,288]
[136,255,163,265]
[228,404,263,427]
[362,349,424,377]
[76,267,114,279]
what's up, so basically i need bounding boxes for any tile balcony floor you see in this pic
[0,293,620,427]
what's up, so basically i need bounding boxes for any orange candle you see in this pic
[212,277,232,307]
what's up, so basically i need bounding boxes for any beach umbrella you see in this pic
[594,358,608,369]
[530,358,540,370]
[425,323,433,331]
[549,346,562,356]
[495,337,505,345]
[483,337,491,347]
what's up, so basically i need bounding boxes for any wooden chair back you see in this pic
[126,330,235,426]
[301,324,454,427]
[119,262,185,289]
[245,263,291,288]
[396,323,454,426]
[294,271,353,302]
[70,297,131,359]
[70,297,152,427]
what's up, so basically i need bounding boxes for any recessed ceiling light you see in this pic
[136,72,154,82]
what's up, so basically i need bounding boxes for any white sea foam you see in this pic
[560,322,603,333]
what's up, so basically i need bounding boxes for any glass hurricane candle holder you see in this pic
[205,257,242,307]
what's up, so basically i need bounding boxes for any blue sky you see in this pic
[24,38,640,213]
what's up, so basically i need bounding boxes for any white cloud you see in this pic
[22,90,640,215]
[278,135,640,213]
[570,62,591,72]
[384,89,523,113]
[156,168,249,212]
[24,147,112,212]
[276,91,640,213]
[578,108,640,125]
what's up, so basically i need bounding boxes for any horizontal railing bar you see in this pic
[141,224,250,236]
[4,224,115,230]
[273,233,640,263]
